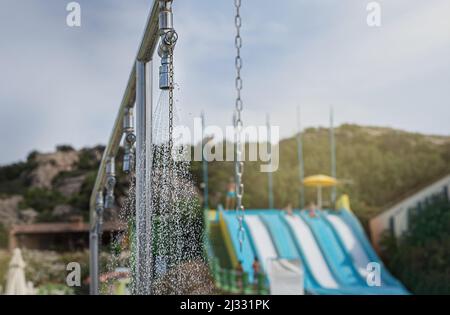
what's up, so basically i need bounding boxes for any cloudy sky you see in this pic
[0,0,449,165]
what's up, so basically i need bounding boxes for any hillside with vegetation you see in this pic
[0,124,449,247]
[191,124,450,225]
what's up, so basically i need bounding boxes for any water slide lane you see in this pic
[244,215,278,272]
[327,210,408,293]
[221,211,256,278]
[299,211,363,288]
[218,211,238,267]
[261,212,325,292]
[283,214,339,290]
[260,213,298,260]
[340,209,403,286]
[325,213,371,279]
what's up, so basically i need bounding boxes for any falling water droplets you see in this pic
[106,89,206,295]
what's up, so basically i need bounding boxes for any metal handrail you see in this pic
[89,0,167,295]
[89,1,160,230]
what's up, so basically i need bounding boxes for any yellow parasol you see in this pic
[303,175,338,209]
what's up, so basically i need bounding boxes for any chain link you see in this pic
[168,43,175,215]
[234,0,245,253]
[168,47,174,156]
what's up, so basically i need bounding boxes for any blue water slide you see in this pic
[243,213,278,273]
[259,212,326,293]
[258,212,320,292]
[280,212,365,294]
[299,211,365,289]
[217,209,408,294]
[260,212,298,260]
[330,209,408,293]
[221,210,256,279]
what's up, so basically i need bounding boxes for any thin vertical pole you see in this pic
[296,106,305,209]
[201,111,209,210]
[267,114,274,209]
[330,106,336,208]
[89,221,99,295]
[146,61,153,282]
[135,60,152,295]
[89,190,103,295]
[317,186,322,210]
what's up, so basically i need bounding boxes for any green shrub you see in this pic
[0,223,8,249]
[0,162,31,195]
[21,188,67,214]
[56,145,75,152]
[37,283,75,295]
[381,197,450,294]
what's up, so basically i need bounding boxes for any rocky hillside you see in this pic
[0,125,449,247]
[0,145,129,237]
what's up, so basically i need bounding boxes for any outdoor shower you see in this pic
[89,0,180,295]
[89,0,242,295]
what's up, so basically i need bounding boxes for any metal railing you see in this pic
[89,0,176,295]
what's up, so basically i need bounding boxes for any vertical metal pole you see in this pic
[318,186,322,210]
[135,60,152,295]
[146,61,153,282]
[296,106,305,209]
[89,190,103,295]
[267,114,274,209]
[201,111,209,210]
[330,106,336,208]
[89,226,98,295]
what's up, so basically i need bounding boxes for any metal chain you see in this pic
[234,0,245,253]
[168,47,174,156]
[168,45,175,214]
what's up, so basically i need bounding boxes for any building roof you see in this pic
[373,173,450,222]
